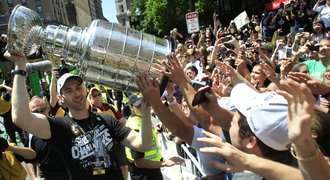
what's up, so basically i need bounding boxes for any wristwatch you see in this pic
[11,69,27,76]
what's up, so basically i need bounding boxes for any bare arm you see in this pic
[277,79,330,180]
[136,74,194,145]
[198,130,303,180]
[7,145,36,160]
[5,51,51,140]
[162,54,222,135]
[121,100,152,152]
[49,69,58,108]
[26,163,38,180]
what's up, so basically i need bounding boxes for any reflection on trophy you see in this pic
[7,5,174,92]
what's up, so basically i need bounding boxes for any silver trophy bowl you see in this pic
[7,5,174,93]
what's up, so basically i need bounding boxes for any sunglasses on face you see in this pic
[32,107,46,113]
[92,93,102,98]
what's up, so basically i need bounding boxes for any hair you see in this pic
[237,111,289,161]
[311,110,330,156]
[291,63,307,72]
[185,66,198,75]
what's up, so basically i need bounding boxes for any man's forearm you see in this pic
[246,154,303,180]
[140,104,152,151]
[151,99,194,145]
[26,163,38,180]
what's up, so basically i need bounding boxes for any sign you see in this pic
[264,0,290,10]
[234,11,250,30]
[186,12,200,34]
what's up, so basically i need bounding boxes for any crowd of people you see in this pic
[1,0,330,179]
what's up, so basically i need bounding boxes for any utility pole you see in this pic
[188,0,196,12]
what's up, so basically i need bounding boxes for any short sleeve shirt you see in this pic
[304,60,328,81]
[48,113,131,180]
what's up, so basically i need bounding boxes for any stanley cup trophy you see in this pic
[7,5,174,92]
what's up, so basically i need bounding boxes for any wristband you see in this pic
[11,69,27,76]
[167,97,177,106]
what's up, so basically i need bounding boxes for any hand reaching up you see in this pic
[277,79,315,144]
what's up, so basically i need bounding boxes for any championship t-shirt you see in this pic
[48,112,132,180]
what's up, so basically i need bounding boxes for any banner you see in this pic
[264,0,290,10]
[234,11,250,30]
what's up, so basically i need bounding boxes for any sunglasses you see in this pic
[205,40,212,42]
[92,93,102,98]
[32,107,46,113]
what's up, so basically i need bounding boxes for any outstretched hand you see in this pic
[276,79,315,144]
[198,130,250,173]
[164,156,185,167]
[288,72,330,95]
[161,53,188,87]
[136,74,161,106]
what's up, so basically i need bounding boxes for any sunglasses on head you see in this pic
[32,107,46,113]
[92,93,102,98]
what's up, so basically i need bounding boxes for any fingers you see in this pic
[209,161,233,172]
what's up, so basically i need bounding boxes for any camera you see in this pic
[308,45,319,52]
[220,36,231,43]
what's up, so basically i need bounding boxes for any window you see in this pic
[36,5,43,13]
[21,0,27,5]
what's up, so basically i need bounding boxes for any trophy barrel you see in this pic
[80,20,171,92]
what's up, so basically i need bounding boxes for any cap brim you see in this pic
[132,99,142,106]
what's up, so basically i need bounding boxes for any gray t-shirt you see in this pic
[232,171,264,180]
[191,126,225,176]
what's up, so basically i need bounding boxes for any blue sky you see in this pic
[101,0,118,23]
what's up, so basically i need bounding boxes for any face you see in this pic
[177,43,184,52]
[299,64,309,74]
[313,22,323,32]
[185,69,196,79]
[59,79,87,111]
[318,39,330,58]
[205,38,212,46]
[323,65,330,85]
[90,90,102,105]
[229,112,243,150]
[250,65,267,86]
[29,99,50,116]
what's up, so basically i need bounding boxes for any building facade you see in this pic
[115,0,132,27]
[0,0,105,34]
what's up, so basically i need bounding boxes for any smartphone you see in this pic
[286,48,292,58]
[221,36,231,43]
[308,45,319,52]
[192,86,211,106]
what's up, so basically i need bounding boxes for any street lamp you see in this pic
[127,8,141,29]
[135,8,141,29]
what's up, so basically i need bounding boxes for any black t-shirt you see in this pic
[24,134,69,179]
[48,112,132,180]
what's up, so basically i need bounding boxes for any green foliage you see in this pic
[130,0,220,37]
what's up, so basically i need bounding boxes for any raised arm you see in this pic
[5,51,51,140]
[121,97,152,152]
[277,79,330,180]
[136,74,195,145]
[162,54,222,135]
[198,130,303,180]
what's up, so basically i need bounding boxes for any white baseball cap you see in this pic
[57,73,83,94]
[230,83,290,151]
